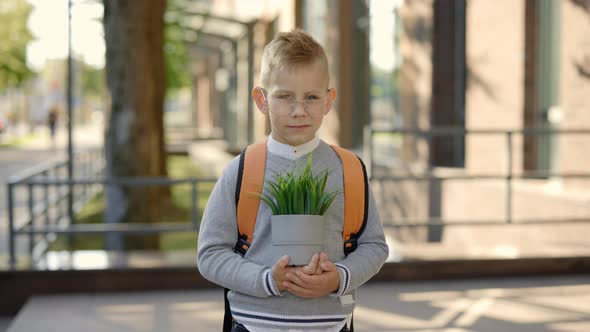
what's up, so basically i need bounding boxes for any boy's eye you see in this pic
[306,95,320,100]
[276,95,293,100]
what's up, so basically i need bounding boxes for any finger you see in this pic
[283,281,314,298]
[294,269,319,287]
[316,252,328,273]
[320,260,337,272]
[279,255,290,267]
[314,264,323,275]
[273,255,290,270]
[300,254,318,275]
[272,255,290,275]
[285,271,308,288]
[315,252,330,273]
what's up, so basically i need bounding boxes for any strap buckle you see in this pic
[343,237,358,255]
[234,234,250,256]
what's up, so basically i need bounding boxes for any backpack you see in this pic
[223,141,368,332]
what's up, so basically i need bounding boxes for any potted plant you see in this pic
[255,156,341,266]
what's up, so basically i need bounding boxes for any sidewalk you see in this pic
[5,274,590,332]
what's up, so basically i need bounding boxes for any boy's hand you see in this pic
[271,255,291,292]
[283,253,340,298]
[272,253,324,293]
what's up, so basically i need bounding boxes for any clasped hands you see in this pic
[271,252,340,299]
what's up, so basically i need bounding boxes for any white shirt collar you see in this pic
[267,135,320,160]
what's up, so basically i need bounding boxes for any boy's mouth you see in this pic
[287,125,310,129]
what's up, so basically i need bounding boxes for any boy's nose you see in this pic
[290,101,307,116]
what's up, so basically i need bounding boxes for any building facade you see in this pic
[187,0,590,257]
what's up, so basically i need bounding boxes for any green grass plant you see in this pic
[255,155,341,216]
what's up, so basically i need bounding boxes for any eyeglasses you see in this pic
[262,89,331,113]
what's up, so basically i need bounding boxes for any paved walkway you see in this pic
[5,274,590,332]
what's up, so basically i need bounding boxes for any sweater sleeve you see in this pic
[196,158,275,298]
[333,185,389,295]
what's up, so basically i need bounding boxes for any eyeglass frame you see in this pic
[261,88,333,113]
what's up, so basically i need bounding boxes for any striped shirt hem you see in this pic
[231,307,347,328]
[263,270,277,296]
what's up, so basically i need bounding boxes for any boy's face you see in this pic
[253,60,335,147]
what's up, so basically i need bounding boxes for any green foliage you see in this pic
[255,155,341,216]
[164,0,191,95]
[370,67,398,100]
[0,0,35,92]
[81,62,105,98]
[0,131,39,148]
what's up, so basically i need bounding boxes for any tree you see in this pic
[103,0,168,250]
[0,0,35,92]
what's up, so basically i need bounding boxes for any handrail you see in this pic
[379,217,590,227]
[364,126,590,228]
[6,147,101,184]
[7,172,216,269]
[372,172,590,180]
[7,148,104,269]
[6,160,68,184]
[370,127,590,135]
[14,176,217,186]
[17,222,197,234]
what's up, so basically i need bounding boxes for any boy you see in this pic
[197,30,388,332]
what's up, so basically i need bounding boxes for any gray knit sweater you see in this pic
[197,141,388,330]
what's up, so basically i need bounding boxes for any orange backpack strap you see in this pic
[330,145,369,255]
[226,142,266,332]
[234,141,267,255]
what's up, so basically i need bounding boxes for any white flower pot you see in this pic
[271,214,325,266]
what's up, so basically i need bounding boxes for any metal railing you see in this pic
[363,126,590,227]
[7,173,217,269]
[8,127,590,268]
[6,148,104,268]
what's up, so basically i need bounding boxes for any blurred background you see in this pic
[1,0,589,331]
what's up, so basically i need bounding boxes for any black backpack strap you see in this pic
[223,288,232,332]
[235,147,246,205]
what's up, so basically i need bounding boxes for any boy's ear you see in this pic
[252,87,269,115]
[324,88,337,114]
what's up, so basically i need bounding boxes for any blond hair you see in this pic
[260,30,329,87]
